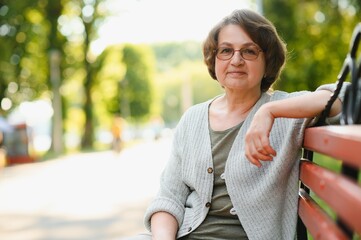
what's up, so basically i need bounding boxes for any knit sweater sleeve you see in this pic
[315,82,349,124]
[272,82,349,126]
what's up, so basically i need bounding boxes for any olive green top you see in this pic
[180,121,248,240]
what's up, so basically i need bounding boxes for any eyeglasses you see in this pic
[215,45,263,61]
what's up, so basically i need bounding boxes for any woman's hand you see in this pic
[245,104,277,167]
[244,90,344,167]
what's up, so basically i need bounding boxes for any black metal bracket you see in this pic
[316,23,361,126]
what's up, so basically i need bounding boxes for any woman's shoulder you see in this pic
[173,99,212,136]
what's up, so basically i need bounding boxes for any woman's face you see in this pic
[215,24,266,94]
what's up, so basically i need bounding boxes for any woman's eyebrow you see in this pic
[218,42,257,47]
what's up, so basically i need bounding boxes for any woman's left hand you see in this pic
[244,104,277,167]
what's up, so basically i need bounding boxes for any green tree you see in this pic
[153,60,222,125]
[0,0,49,112]
[264,0,360,92]
[45,0,65,154]
[94,45,125,118]
[59,0,107,149]
[152,41,203,72]
[80,0,104,149]
[119,44,155,122]
[151,41,219,125]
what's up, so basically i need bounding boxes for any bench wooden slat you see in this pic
[300,160,361,234]
[303,125,361,168]
[298,189,349,240]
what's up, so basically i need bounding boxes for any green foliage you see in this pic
[264,0,360,92]
[152,41,203,71]
[1,0,360,151]
[153,60,223,125]
[95,45,125,116]
[150,42,223,124]
[120,44,155,122]
[0,0,50,110]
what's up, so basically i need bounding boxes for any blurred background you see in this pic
[0,0,359,161]
[0,0,360,239]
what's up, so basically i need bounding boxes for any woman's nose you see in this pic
[230,51,245,65]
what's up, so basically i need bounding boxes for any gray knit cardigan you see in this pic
[144,85,344,240]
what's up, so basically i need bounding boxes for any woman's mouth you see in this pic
[228,71,246,77]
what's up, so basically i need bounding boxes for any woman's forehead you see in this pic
[218,24,254,46]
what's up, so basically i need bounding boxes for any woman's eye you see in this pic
[220,48,233,54]
[243,48,257,55]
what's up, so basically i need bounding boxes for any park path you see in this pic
[0,136,172,240]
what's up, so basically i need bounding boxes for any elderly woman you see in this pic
[130,9,346,240]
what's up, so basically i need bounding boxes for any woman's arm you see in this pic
[150,211,178,240]
[245,90,342,167]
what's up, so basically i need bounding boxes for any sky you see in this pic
[91,0,260,54]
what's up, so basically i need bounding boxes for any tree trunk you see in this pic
[81,75,94,149]
[81,21,94,149]
[47,0,64,155]
[49,49,64,154]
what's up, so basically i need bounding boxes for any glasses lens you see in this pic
[216,47,234,60]
[216,45,261,61]
[241,46,260,60]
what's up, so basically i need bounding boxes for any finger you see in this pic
[245,145,262,167]
[263,145,277,157]
[249,146,270,167]
[257,145,276,159]
[259,136,277,157]
[255,147,270,156]
[253,140,273,160]
[254,149,273,161]
[257,152,273,161]
[248,157,262,168]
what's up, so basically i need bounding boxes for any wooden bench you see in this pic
[297,125,361,240]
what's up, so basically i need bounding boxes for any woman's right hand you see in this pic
[244,104,277,167]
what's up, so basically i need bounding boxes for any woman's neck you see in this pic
[223,89,261,113]
[209,91,262,131]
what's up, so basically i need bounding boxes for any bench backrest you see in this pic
[298,125,361,240]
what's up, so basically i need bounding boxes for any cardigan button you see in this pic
[230,207,237,215]
[220,173,225,179]
[205,202,211,208]
[207,167,213,174]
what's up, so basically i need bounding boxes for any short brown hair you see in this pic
[202,9,287,92]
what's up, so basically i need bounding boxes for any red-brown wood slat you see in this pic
[300,160,361,234]
[303,125,361,168]
[298,189,349,240]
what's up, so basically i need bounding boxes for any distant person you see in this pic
[111,116,124,153]
[127,9,347,240]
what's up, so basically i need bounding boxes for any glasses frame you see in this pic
[214,45,263,61]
